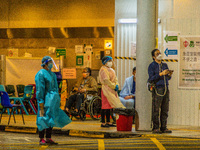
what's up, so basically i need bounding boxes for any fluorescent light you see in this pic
[118,19,137,24]
[118,18,161,24]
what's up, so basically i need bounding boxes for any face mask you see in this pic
[156,54,162,60]
[82,73,88,78]
[48,63,53,70]
[106,62,113,68]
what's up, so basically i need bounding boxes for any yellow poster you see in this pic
[104,40,113,49]
[61,80,68,110]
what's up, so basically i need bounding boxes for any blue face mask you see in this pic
[48,63,53,70]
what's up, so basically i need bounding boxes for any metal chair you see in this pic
[0,91,25,125]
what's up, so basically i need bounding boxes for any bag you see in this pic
[147,80,155,92]
[113,108,135,116]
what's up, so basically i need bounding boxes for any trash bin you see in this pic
[114,108,134,131]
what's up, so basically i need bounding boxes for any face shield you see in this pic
[42,58,58,71]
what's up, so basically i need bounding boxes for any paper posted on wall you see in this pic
[84,46,93,68]
[179,36,200,89]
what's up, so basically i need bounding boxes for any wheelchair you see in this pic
[66,91,101,121]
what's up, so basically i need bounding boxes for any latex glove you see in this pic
[40,108,44,117]
[114,85,119,91]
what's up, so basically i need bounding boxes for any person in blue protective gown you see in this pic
[119,67,136,109]
[35,56,71,145]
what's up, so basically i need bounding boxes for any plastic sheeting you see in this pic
[6,57,59,86]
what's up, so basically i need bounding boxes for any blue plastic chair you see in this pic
[0,91,25,125]
[0,85,10,114]
[11,85,36,115]
[0,85,6,92]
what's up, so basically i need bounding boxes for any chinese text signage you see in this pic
[179,36,200,88]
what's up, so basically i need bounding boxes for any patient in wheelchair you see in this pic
[65,67,98,116]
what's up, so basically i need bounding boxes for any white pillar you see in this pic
[136,0,158,130]
[0,55,6,85]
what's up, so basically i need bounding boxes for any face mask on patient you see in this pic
[82,73,88,78]
[106,62,113,68]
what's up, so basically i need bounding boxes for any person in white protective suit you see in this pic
[35,56,71,145]
[119,67,136,109]
[99,56,125,127]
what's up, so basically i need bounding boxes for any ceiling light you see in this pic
[118,18,161,24]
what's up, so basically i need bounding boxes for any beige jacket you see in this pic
[75,76,98,92]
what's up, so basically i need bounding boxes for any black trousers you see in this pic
[66,93,84,110]
[101,109,110,123]
[152,87,170,130]
[39,127,52,139]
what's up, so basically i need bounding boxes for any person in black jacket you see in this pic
[148,49,173,134]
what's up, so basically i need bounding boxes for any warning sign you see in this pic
[104,40,113,49]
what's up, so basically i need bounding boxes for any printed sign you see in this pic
[84,46,92,68]
[56,48,66,58]
[76,55,84,66]
[163,45,178,59]
[164,31,179,45]
[48,47,56,54]
[163,31,180,59]
[95,51,101,60]
[75,45,83,53]
[8,49,18,57]
[130,42,136,57]
[104,40,113,49]
[62,68,76,79]
[179,36,200,88]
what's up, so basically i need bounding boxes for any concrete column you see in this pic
[136,0,158,130]
[0,55,6,85]
[60,55,64,75]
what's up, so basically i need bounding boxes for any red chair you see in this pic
[28,84,37,114]
[10,85,35,115]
